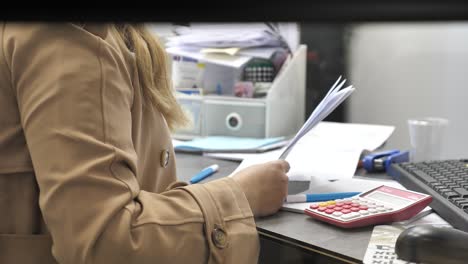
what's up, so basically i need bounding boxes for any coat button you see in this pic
[160,149,170,168]
[211,227,228,249]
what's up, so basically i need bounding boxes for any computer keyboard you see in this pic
[389,159,468,232]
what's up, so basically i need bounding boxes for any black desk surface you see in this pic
[175,152,380,263]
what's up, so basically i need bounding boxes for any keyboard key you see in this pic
[455,199,468,207]
[413,170,437,183]
[453,188,468,198]
[439,188,452,194]
[443,191,460,199]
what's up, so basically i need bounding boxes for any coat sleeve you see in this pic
[3,23,259,264]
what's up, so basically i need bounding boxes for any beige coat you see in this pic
[0,23,259,264]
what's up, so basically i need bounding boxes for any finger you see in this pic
[277,160,290,173]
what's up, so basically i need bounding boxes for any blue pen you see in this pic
[190,164,219,184]
[285,192,361,203]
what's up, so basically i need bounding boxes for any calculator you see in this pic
[304,185,432,228]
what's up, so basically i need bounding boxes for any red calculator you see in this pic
[304,185,432,228]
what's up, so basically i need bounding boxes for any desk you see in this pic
[176,152,377,263]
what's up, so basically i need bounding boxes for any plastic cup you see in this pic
[408,117,449,162]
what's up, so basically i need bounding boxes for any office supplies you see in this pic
[395,225,468,264]
[233,121,395,181]
[286,192,361,203]
[389,159,468,232]
[173,45,306,139]
[362,150,409,173]
[281,177,410,213]
[278,75,355,160]
[233,82,254,98]
[177,88,203,95]
[189,164,219,184]
[172,136,287,153]
[304,185,432,228]
[362,225,407,264]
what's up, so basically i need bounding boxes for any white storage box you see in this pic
[174,45,307,139]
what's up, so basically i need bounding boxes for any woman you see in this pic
[0,23,289,263]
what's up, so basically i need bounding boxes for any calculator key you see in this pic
[342,209,351,214]
[367,204,377,208]
[325,209,334,214]
[336,202,345,207]
[377,207,387,212]
[326,205,336,209]
[318,207,327,212]
[342,205,352,209]
[332,211,343,217]
[319,202,328,207]
[341,212,359,220]
[350,207,360,212]
[344,201,353,205]
[368,208,378,213]
[327,201,336,205]
[376,204,384,207]
[360,210,370,215]
[310,204,319,209]
[350,203,360,207]
[334,207,343,211]
[359,206,368,210]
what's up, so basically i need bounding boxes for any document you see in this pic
[363,220,451,264]
[232,121,395,181]
[279,76,355,160]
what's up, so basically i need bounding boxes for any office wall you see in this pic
[347,23,468,159]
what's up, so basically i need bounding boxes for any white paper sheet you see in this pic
[231,121,395,181]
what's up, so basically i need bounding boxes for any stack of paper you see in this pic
[165,23,298,68]
[279,76,355,160]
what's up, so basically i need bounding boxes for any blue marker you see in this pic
[285,192,361,203]
[190,164,219,184]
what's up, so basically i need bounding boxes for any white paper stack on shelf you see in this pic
[165,23,298,68]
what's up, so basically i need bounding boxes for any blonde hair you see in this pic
[112,24,187,130]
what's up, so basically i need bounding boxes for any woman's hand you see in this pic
[231,160,290,217]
